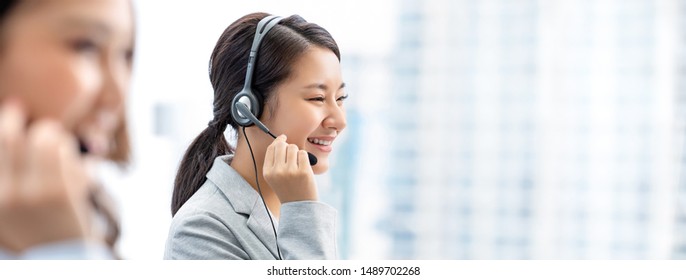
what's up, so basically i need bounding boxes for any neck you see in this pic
[230,127,281,218]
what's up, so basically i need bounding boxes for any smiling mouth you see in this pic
[307,138,332,146]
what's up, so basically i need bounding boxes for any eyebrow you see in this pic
[57,16,135,50]
[58,17,113,38]
[304,82,346,91]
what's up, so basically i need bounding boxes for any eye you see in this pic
[336,94,349,105]
[124,48,134,67]
[308,96,325,102]
[71,38,100,54]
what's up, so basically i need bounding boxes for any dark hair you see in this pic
[0,0,17,18]
[0,0,19,29]
[171,12,340,216]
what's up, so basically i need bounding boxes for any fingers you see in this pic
[263,135,285,171]
[0,100,27,200]
[0,101,91,252]
[265,134,306,168]
[273,135,288,165]
[58,133,88,201]
[261,134,317,203]
[54,128,90,237]
[15,120,90,244]
[297,150,309,170]
[286,144,299,169]
[22,120,82,200]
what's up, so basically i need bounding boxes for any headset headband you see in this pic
[242,15,283,92]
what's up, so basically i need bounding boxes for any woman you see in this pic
[0,0,134,259]
[165,12,347,259]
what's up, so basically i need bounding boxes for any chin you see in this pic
[312,161,329,175]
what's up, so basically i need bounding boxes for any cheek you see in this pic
[275,110,320,144]
[0,50,101,128]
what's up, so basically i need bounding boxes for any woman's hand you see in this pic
[263,135,317,203]
[0,100,92,254]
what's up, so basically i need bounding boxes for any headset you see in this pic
[229,15,316,260]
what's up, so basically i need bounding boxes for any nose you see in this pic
[322,102,347,132]
[97,54,129,116]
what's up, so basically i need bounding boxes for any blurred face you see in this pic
[262,46,347,174]
[0,0,134,158]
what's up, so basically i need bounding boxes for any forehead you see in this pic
[4,0,134,40]
[287,46,342,84]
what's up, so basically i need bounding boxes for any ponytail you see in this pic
[171,122,232,216]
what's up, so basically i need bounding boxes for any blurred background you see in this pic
[102,0,686,259]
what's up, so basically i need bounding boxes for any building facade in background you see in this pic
[381,0,678,259]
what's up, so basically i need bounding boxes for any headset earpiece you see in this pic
[231,91,260,127]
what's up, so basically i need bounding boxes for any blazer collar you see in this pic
[206,155,279,258]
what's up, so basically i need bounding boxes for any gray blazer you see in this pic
[164,155,337,260]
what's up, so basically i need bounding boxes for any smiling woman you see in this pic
[165,12,347,260]
[0,0,134,259]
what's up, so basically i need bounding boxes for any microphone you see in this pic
[78,139,89,155]
[235,102,318,166]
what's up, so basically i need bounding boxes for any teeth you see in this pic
[308,138,332,146]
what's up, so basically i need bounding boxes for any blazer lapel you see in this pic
[206,155,279,259]
[246,197,280,258]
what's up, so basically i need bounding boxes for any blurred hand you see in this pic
[263,134,317,203]
[0,100,92,254]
